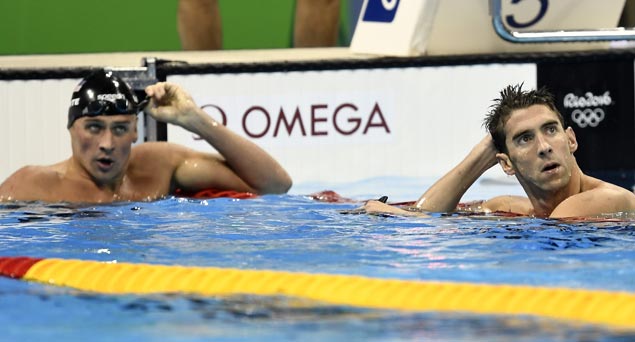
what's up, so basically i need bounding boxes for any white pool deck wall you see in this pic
[165,60,535,191]
[1,48,533,197]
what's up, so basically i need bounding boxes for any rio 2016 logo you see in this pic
[563,91,612,128]
[362,0,400,23]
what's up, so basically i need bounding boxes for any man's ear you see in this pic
[565,126,578,153]
[496,153,515,175]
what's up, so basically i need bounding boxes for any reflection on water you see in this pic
[0,194,634,342]
[2,284,633,342]
[1,202,110,224]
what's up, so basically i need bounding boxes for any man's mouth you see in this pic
[96,158,114,170]
[541,162,560,173]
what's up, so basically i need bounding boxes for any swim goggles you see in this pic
[82,96,150,115]
[82,99,133,115]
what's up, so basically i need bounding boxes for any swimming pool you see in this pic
[1,176,634,342]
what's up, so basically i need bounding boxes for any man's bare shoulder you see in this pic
[583,178,635,209]
[131,142,196,160]
[0,164,64,201]
[130,142,221,169]
[4,164,63,182]
[131,141,171,154]
[552,181,635,218]
[129,142,216,181]
[130,142,173,165]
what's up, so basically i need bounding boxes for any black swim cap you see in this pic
[67,70,140,128]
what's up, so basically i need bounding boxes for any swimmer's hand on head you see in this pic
[414,135,499,213]
[143,82,206,130]
[142,81,292,196]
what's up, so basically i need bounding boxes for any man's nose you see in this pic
[98,130,115,152]
[536,134,552,156]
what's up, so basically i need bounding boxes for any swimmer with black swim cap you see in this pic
[0,68,291,203]
[67,70,148,128]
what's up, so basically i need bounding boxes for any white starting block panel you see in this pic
[351,0,626,56]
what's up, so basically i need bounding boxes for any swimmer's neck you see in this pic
[522,168,585,218]
[65,157,128,194]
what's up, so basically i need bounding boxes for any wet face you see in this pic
[497,104,577,193]
[69,115,138,186]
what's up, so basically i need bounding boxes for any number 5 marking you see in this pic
[505,0,548,28]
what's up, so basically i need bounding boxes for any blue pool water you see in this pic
[0,177,634,342]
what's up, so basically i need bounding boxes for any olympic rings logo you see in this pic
[571,108,605,128]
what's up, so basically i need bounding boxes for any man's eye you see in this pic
[546,126,557,134]
[112,126,129,135]
[86,124,102,133]
[518,135,532,144]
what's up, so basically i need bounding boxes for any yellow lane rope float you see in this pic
[1,256,634,330]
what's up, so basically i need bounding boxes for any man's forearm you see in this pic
[186,111,292,194]
[144,82,292,195]
[415,137,498,212]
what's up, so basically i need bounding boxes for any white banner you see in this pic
[351,0,626,56]
[167,64,536,191]
[179,91,394,147]
[0,79,77,181]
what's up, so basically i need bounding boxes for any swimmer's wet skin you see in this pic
[339,195,389,215]
[0,70,292,203]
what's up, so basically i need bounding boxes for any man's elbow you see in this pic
[260,175,292,195]
[271,177,293,194]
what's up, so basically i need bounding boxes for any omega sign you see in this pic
[197,101,391,139]
[563,91,612,128]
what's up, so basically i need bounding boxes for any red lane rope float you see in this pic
[2,256,634,330]
[0,256,43,279]
[174,188,257,199]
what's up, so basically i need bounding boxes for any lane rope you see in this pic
[1,256,634,330]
